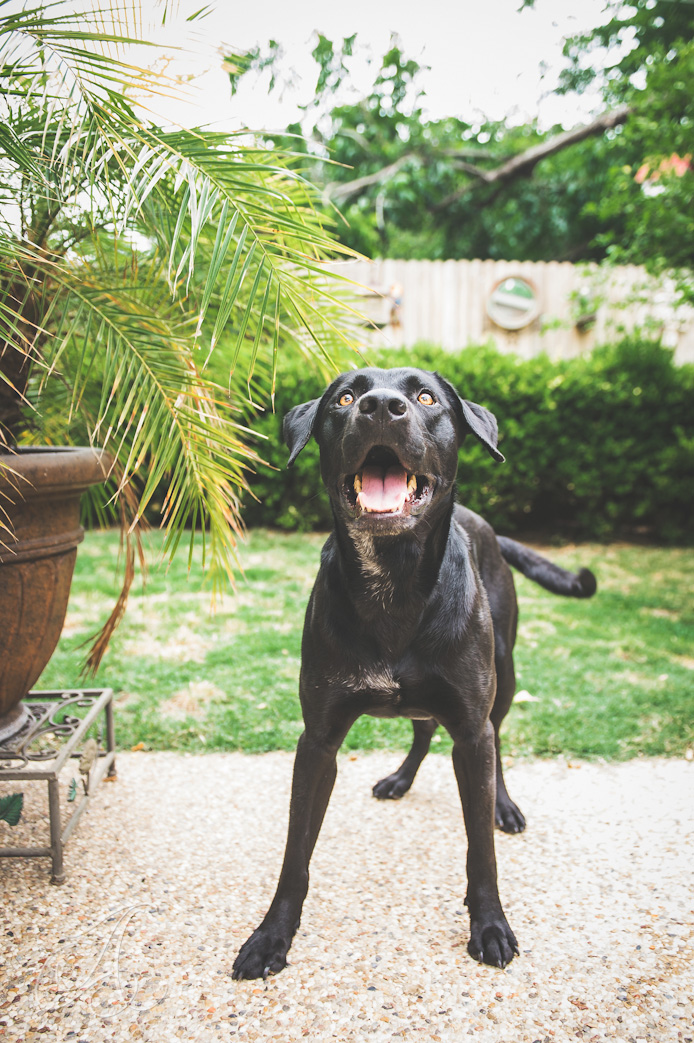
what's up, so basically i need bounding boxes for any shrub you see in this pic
[242,337,694,543]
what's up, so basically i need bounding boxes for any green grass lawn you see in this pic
[39,529,694,759]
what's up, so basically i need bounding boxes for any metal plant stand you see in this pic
[0,689,116,883]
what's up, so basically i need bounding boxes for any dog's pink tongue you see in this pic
[358,465,408,512]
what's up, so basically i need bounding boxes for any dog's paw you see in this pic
[468,918,519,969]
[495,797,526,834]
[232,926,291,980]
[372,772,412,800]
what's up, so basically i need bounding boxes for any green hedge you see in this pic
[242,338,694,543]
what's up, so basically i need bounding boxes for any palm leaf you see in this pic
[0,0,367,668]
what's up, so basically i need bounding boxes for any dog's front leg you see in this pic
[450,718,519,968]
[232,727,345,980]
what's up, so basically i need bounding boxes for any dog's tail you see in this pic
[497,536,597,598]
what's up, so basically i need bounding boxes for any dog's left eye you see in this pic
[338,392,354,407]
[418,391,436,406]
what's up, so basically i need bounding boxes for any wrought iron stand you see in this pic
[0,689,116,883]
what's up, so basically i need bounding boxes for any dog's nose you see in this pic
[357,390,408,420]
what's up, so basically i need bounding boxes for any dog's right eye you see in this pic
[338,392,354,407]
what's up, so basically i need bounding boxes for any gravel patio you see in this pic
[1,751,693,1042]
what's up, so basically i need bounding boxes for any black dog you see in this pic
[233,367,596,980]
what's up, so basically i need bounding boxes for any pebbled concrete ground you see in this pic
[1,751,693,1042]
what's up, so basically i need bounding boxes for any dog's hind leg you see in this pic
[372,717,439,799]
[232,722,351,980]
[491,638,526,834]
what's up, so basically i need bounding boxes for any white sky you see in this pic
[134,0,610,134]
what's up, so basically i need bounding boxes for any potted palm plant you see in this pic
[0,2,359,739]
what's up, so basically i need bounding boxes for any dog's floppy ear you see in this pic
[283,398,321,467]
[460,398,505,462]
[435,374,505,462]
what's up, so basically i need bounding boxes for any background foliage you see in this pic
[242,338,694,543]
[229,36,634,264]
[555,0,694,286]
[229,1,694,297]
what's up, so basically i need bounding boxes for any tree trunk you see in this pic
[0,271,40,449]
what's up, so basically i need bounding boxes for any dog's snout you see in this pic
[357,389,408,420]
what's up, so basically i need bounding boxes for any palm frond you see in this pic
[0,1,368,668]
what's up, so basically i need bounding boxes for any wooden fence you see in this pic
[325,258,694,364]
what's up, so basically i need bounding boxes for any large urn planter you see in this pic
[0,447,111,742]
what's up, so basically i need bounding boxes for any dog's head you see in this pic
[283,367,503,534]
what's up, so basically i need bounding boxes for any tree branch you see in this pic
[321,105,632,211]
[324,153,416,204]
[434,104,632,210]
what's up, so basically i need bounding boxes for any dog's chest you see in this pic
[329,661,434,720]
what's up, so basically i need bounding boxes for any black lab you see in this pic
[233,367,596,980]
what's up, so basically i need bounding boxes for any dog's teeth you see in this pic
[353,473,362,493]
[407,475,417,493]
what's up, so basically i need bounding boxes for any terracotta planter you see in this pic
[0,447,111,741]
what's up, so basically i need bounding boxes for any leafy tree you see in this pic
[537,0,694,288]
[228,33,638,262]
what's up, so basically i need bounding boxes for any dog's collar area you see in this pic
[341,448,434,518]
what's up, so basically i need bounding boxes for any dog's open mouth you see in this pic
[342,448,434,517]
